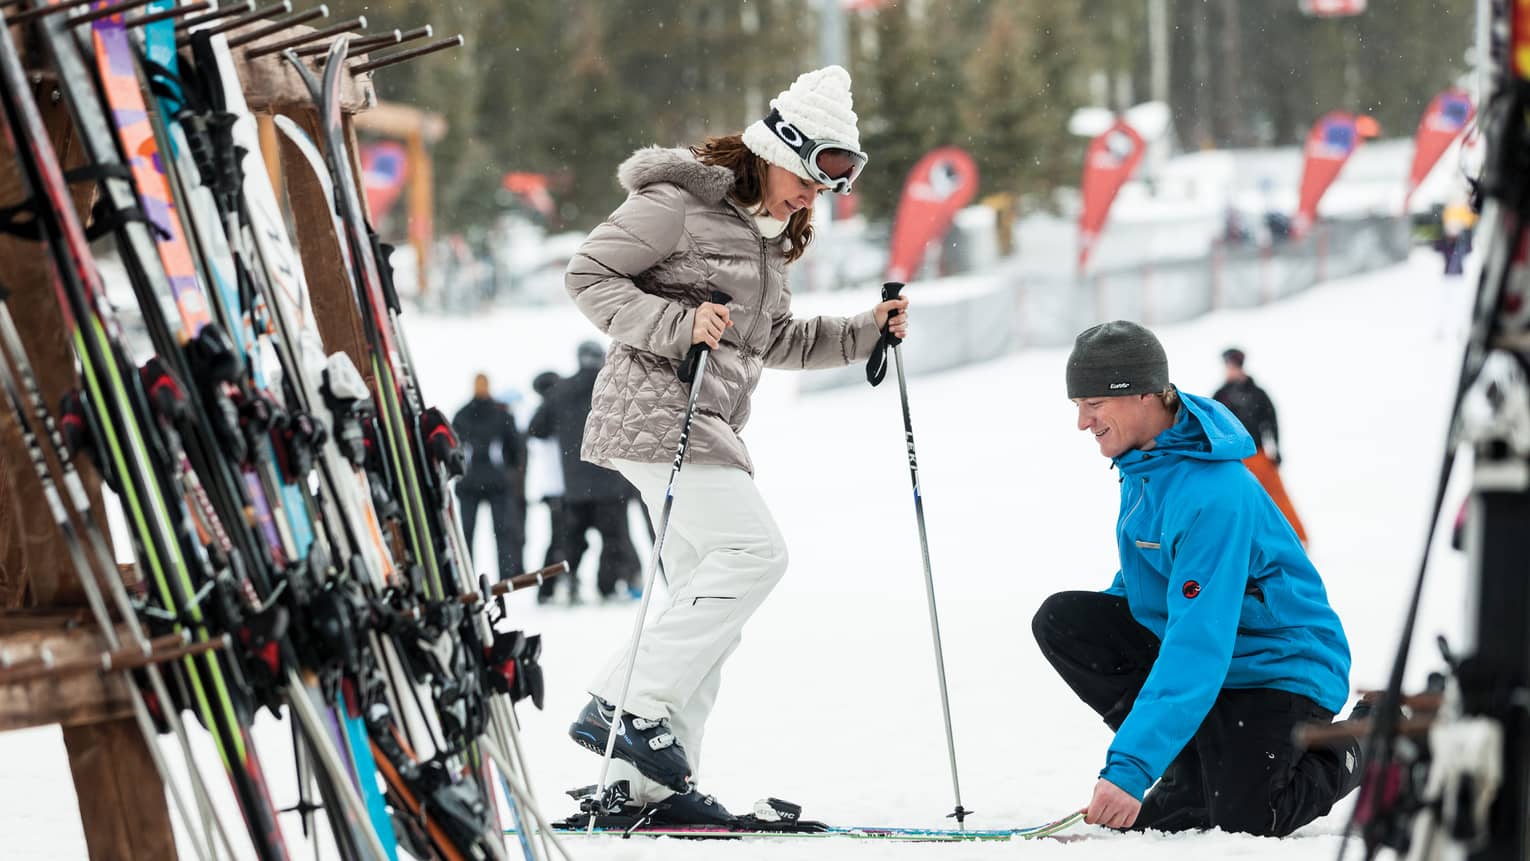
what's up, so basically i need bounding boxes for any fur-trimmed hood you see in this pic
[616,146,736,203]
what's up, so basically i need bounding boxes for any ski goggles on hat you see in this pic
[762,108,867,195]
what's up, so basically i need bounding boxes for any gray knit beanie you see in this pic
[1066,321,1170,399]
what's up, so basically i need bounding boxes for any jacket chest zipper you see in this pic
[1121,479,1147,537]
[725,235,769,419]
[1121,479,1148,608]
[740,233,768,347]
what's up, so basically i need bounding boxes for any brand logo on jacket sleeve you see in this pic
[1182,580,1201,599]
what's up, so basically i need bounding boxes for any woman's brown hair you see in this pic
[691,134,814,262]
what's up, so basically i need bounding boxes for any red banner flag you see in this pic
[1300,0,1366,16]
[885,147,979,283]
[1404,88,1474,209]
[1077,118,1145,273]
[502,172,556,220]
[361,141,409,223]
[1293,111,1366,238]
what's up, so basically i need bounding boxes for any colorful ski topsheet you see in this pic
[531,811,1087,842]
[333,693,400,861]
[89,5,211,337]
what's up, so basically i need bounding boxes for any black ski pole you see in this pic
[589,289,730,833]
[867,281,969,826]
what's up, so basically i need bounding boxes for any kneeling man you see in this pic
[1034,321,1361,836]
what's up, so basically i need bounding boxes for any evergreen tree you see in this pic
[320,0,1476,232]
[963,3,1072,205]
[852,2,965,219]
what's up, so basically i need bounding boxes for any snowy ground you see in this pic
[0,249,1475,859]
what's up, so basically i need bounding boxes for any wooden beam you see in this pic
[405,127,432,296]
[234,24,376,114]
[65,719,178,860]
[0,612,136,731]
[258,112,283,207]
[352,99,446,143]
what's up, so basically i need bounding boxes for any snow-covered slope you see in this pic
[0,249,1474,859]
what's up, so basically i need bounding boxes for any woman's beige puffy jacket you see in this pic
[566,146,880,475]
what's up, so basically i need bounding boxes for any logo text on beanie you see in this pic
[1109,382,1130,390]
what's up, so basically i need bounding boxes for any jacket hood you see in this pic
[1117,390,1254,471]
[617,146,736,204]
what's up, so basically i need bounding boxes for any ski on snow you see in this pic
[522,811,1086,842]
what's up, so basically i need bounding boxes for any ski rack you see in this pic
[0,7,492,860]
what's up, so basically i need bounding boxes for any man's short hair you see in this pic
[1222,348,1246,368]
[1159,385,1181,412]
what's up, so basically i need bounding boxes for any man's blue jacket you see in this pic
[1100,391,1350,800]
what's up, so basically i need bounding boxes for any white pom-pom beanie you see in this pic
[742,65,860,183]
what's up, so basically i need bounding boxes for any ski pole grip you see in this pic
[677,290,733,383]
[866,281,905,386]
[373,236,403,314]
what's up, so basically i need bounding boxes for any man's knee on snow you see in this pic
[1209,800,1282,838]
[1031,591,1077,649]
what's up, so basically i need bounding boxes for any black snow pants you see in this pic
[457,486,524,580]
[561,499,638,597]
[1031,590,1362,836]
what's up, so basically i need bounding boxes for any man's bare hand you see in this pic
[1084,778,1140,830]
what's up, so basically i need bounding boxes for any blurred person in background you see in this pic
[452,373,526,580]
[562,65,909,825]
[1437,199,1476,274]
[529,342,640,604]
[1213,348,1307,544]
[1434,199,1476,339]
[1036,321,1358,836]
[526,370,580,604]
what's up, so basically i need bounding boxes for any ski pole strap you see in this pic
[866,281,905,387]
[676,290,732,384]
[84,196,167,242]
[676,344,707,384]
[52,164,166,241]
[0,182,134,241]
[375,235,403,314]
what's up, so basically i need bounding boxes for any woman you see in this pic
[563,65,909,824]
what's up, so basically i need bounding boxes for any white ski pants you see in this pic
[591,459,788,801]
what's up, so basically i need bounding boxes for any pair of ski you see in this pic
[536,812,1085,842]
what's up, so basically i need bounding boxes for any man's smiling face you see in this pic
[1073,393,1163,458]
